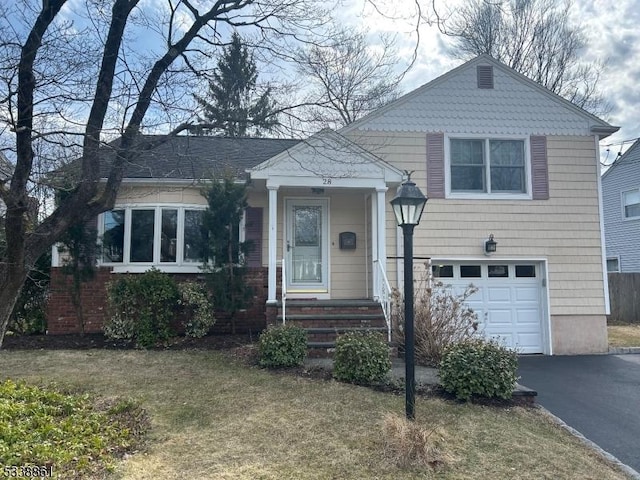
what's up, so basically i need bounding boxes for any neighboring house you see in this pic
[602,139,640,273]
[47,54,618,355]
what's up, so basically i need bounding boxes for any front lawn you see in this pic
[0,349,629,479]
[608,324,640,348]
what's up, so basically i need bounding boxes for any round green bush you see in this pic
[105,268,179,347]
[333,331,391,384]
[258,325,307,368]
[439,338,518,401]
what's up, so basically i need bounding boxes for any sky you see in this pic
[345,0,640,165]
[5,0,638,167]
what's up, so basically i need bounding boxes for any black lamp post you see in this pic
[390,172,427,420]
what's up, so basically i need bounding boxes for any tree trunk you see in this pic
[0,269,29,349]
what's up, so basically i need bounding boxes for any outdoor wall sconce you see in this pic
[484,233,497,255]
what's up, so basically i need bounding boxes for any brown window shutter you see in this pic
[426,133,445,199]
[244,207,263,267]
[477,65,494,89]
[530,136,549,200]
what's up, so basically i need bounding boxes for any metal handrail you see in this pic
[373,259,392,342]
[281,259,287,325]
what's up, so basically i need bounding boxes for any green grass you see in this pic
[0,349,630,479]
[608,324,640,348]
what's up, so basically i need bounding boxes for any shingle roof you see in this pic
[99,135,301,180]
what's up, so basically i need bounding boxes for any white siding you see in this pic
[602,141,640,272]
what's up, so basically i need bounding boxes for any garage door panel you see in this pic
[487,287,511,302]
[515,287,539,302]
[517,334,543,354]
[486,309,514,326]
[516,309,540,325]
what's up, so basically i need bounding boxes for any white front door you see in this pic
[285,198,329,294]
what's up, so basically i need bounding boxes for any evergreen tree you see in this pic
[200,176,252,334]
[194,33,278,136]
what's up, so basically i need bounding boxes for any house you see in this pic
[47,54,619,355]
[602,139,640,273]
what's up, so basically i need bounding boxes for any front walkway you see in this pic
[306,357,440,385]
[306,357,535,402]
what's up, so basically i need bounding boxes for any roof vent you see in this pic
[477,65,494,89]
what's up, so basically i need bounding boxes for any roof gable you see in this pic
[602,138,640,181]
[342,54,618,138]
[249,129,404,183]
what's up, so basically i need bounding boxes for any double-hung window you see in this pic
[449,138,528,196]
[100,206,206,271]
[623,189,640,219]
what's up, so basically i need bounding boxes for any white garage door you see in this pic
[432,262,544,354]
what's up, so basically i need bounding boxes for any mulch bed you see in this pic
[1,333,255,351]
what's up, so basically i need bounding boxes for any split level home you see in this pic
[47,54,619,355]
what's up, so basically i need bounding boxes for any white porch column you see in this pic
[267,185,279,303]
[371,193,379,298]
[376,186,387,269]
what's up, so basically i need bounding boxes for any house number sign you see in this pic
[322,178,332,185]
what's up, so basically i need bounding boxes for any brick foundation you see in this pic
[46,267,269,335]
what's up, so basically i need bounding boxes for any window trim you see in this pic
[606,256,621,273]
[621,188,640,221]
[98,203,207,273]
[444,134,532,200]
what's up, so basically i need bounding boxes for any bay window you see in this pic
[100,206,206,270]
[449,137,527,196]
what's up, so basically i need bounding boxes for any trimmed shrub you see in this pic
[439,338,519,401]
[333,331,391,384]
[178,281,216,338]
[105,269,179,347]
[258,325,307,368]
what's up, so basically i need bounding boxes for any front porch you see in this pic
[266,298,388,357]
[247,129,404,308]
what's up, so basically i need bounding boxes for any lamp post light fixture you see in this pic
[390,172,428,420]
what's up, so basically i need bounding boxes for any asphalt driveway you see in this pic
[518,354,640,474]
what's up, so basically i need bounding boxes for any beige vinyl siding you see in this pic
[347,131,605,316]
[329,192,368,299]
[247,189,369,299]
[115,185,206,205]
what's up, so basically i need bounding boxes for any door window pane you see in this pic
[450,139,486,192]
[160,209,177,263]
[130,210,155,262]
[295,206,321,246]
[488,265,509,277]
[460,265,481,278]
[515,265,536,277]
[292,206,322,283]
[102,210,124,263]
[184,210,205,263]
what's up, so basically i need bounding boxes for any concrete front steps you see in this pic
[276,299,388,357]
